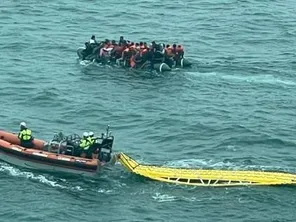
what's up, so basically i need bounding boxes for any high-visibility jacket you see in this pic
[18,129,32,141]
[79,138,90,150]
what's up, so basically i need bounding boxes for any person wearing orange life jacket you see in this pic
[121,46,129,60]
[18,122,34,148]
[139,46,149,63]
[176,45,184,59]
[143,42,148,49]
[119,46,132,67]
[130,50,137,68]
[112,45,124,60]
[165,44,173,57]
[171,44,177,54]
[139,42,145,49]
[170,44,178,61]
[134,49,142,65]
[163,44,175,68]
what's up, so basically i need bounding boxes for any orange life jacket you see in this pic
[130,55,136,68]
[176,45,184,53]
[166,47,173,56]
[172,47,177,54]
[122,48,129,58]
[140,48,148,57]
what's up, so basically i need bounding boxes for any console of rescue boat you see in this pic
[44,125,114,162]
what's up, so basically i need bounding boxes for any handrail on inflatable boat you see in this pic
[46,139,75,155]
[58,140,64,154]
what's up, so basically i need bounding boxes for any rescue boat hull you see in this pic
[0,130,116,176]
[0,149,98,176]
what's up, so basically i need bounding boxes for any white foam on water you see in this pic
[186,71,296,87]
[164,158,236,169]
[0,162,87,191]
[221,74,296,86]
[97,189,113,194]
[0,163,65,188]
[186,71,218,77]
[79,60,96,67]
[152,192,177,202]
[162,158,296,173]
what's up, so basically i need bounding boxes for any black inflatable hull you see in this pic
[153,63,171,72]
[176,58,192,68]
[77,47,190,72]
[116,59,171,73]
[77,47,84,59]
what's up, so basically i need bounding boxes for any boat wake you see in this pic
[0,161,124,194]
[0,162,66,188]
[186,71,296,87]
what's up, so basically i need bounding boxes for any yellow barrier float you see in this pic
[118,152,296,187]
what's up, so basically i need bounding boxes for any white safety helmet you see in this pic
[83,132,89,137]
[20,122,27,127]
[89,132,94,137]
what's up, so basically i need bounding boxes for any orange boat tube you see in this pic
[0,130,45,150]
[0,130,99,174]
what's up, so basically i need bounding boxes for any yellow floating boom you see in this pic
[118,152,296,187]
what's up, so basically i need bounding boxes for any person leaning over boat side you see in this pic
[18,122,34,148]
[79,132,91,158]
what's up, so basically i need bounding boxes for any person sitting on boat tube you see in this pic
[79,132,91,158]
[18,122,34,148]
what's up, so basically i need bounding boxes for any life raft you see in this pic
[118,153,296,187]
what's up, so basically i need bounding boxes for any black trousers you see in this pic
[20,140,34,148]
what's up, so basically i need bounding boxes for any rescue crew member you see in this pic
[18,122,34,148]
[88,132,96,144]
[79,132,91,158]
[88,132,99,159]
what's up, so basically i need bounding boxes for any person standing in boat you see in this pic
[118,36,125,46]
[79,132,91,158]
[88,132,96,144]
[88,132,99,159]
[18,122,34,148]
[89,35,97,45]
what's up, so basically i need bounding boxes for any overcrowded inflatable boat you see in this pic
[77,35,192,73]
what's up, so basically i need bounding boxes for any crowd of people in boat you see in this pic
[81,35,187,69]
[18,122,108,160]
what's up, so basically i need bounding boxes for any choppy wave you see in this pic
[1,0,296,221]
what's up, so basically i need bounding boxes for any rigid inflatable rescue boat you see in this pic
[0,126,116,175]
[118,153,296,187]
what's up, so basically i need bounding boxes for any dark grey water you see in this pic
[1,0,296,221]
